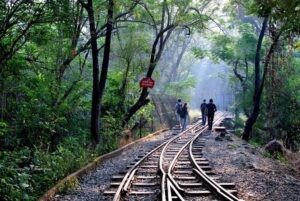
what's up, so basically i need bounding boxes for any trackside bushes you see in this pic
[0,134,93,201]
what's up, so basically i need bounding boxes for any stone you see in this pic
[246,163,255,169]
[264,140,285,155]
[214,127,226,132]
[227,144,236,149]
[223,118,235,129]
[215,135,223,141]
[225,134,233,141]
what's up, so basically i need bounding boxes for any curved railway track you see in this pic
[104,112,241,201]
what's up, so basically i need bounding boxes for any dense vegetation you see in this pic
[0,0,299,200]
[209,0,300,149]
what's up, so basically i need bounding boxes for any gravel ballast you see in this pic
[51,127,300,201]
[52,130,175,201]
[202,131,300,201]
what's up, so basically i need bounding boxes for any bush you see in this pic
[0,133,94,201]
[0,149,34,201]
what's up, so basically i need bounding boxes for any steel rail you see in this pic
[167,127,205,192]
[160,112,223,201]
[165,113,224,200]
[167,179,185,201]
[113,114,207,201]
[112,140,168,201]
[159,120,203,201]
[112,112,230,201]
[189,113,241,201]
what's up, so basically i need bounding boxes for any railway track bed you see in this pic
[52,113,300,201]
[103,112,241,201]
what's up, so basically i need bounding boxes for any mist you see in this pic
[189,58,234,111]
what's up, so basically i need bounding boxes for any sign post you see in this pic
[139,77,155,88]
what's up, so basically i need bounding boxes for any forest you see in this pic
[0,0,299,200]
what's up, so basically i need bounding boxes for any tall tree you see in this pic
[123,0,212,125]
[242,17,268,141]
[241,0,300,141]
[80,0,114,145]
[0,1,46,67]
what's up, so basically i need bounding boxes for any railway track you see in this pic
[104,112,241,201]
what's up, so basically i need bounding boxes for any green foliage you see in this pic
[0,121,8,137]
[249,138,264,148]
[242,0,300,35]
[221,0,300,150]
[98,112,122,153]
[0,133,94,201]
[210,23,258,64]
[58,176,79,194]
[210,35,235,62]
[0,0,299,200]
[164,77,197,101]
[263,150,288,164]
[191,47,206,59]
[0,149,34,201]
[236,23,257,61]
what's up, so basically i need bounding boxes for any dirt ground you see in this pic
[202,130,300,201]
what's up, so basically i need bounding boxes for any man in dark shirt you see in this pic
[207,99,217,130]
[175,99,183,128]
[200,99,207,125]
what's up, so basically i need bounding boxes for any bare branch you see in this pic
[116,19,155,27]
[139,2,158,34]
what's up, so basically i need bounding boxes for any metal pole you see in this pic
[151,118,154,132]
[139,117,142,138]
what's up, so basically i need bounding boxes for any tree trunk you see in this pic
[97,0,114,142]
[85,0,101,145]
[242,18,281,142]
[232,59,250,117]
[123,24,174,126]
[242,17,268,141]
[119,60,131,112]
[88,0,114,145]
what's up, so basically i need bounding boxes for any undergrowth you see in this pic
[0,129,120,201]
[263,151,289,164]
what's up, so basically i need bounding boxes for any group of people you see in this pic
[200,99,217,130]
[175,99,188,131]
[175,98,217,131]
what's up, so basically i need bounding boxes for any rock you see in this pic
[250,148,257,155]
[192,117,201,124]
[264,140,286,155]
[284,174,300,186]
[246,192,255,199]
[287,152,300,171]
[220,132,226,137]
[227,144,236,149]
[223,118,235,129]
[225,134,233,141]
[227,129,236,134]
[293,160,300,171]
[215,135,223,141]
[246,163,255,169]
[215,127,226,132]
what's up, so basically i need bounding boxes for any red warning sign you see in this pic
[139,77,155,88]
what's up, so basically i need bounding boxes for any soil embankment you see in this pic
[202,131,300,201]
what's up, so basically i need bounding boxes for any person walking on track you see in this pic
[180,103,188,131]
[175,99,183,128]
[207,99,217,130]
[200,99,207,125]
